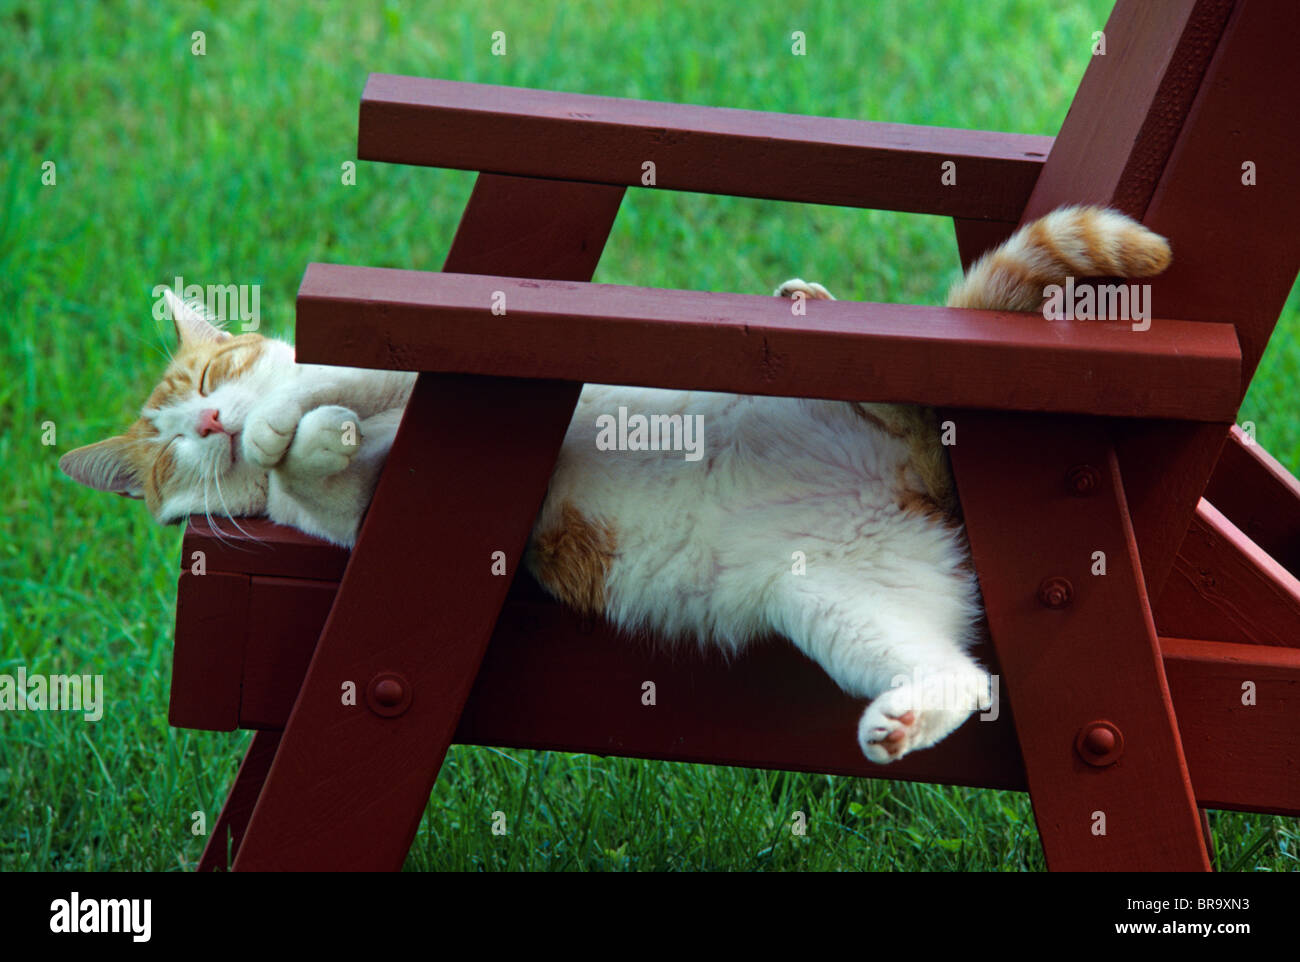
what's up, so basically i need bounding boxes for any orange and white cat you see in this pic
[60,206,1170,763]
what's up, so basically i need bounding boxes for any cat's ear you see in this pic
[162,289,230,347]
[58,437,144,499]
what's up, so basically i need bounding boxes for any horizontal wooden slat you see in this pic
[296,263,1241,420]
[1157,498,1300,647]
[169,526,1300,813]
[1204,425,1300,577]
[182,516,349,581]
[358,74,1052,220]
[457,585,1024,790]
[1161,636,1300,815]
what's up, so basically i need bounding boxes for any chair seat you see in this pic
[171,516,1300,815]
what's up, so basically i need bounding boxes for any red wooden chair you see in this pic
[170,0,1300,871]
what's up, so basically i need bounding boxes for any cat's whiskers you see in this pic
[211,460,259,543]
[198,460,237,548]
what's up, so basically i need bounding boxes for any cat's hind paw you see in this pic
[243,400,303,469]
[857,671,987,764]
[774,278,835,301]
[282,404,363,477]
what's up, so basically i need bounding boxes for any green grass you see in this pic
[2,0,1296,871]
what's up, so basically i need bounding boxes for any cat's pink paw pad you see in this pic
[858,701,921,764]
[857,673,986,764]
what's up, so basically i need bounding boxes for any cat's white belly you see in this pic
[533,384,979,661]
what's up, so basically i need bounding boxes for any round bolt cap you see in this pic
[1066,464,1101,497]
[366,672,413,717]
[373,679,403,707]
[1076,720,1124,767]
[1037,576,1074,609]
[1084,726,1115,755]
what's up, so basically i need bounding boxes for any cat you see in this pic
[60,205,1171,763]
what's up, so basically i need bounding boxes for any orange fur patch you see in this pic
[985,253,1044,308]
[198,335,265,393]
[136,334,266,510]
[1120,223,1172,275]
[1026,217,1070,274]
[146,334,265,409]
[1075,208,1106,273]
[529,502,617,615]
[850,404,905,438]
[895,462,951,524]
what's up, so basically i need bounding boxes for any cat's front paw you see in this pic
[243,399,304,469]
[281,404,362,477]
[857,670,988,763]
[774,278,835,301]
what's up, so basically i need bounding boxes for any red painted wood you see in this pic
[231,177,623,870]
[1016,1,1238,602]
[197,731,281,872]
[976,16,1300,881]
[1200,809,1215,861]
[172,0,1300,873]
[182,516,349,581]
[951,218,1019,273]
[169,571,247,732]
[203,546,1021,787]
[233,374,580,870]
[1162,637,1300,815]
[442,174,625,280]
[296,265,1240,422]
[1204,426,1300,577]
[241,577,339,730]
[1089,0,1300,598]
[1157,500,1300,648]
[360,74,1052,221]
[948,413,1209,870]
[1129,3,1300,389]
[456,595,1020,788]
[1020,0,1233,222]
[175,522,1300,815]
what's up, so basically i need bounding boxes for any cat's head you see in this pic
[59,289,293,525]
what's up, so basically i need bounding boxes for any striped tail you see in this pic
[946,205,1172,311]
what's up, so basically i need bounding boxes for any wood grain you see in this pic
[359,74,1051,220]
[296,263,1241,421]
[1156,499,1300,648]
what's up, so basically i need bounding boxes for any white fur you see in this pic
[152,340,414,546]
[121,207,1178,764]
[536,385,987,763]
[155,348,987,762]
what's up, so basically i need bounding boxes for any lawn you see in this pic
[1,0,1296,871]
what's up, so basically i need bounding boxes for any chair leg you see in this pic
[949,411,1210,870]
[197,730,281,872]
[230,176,623,870]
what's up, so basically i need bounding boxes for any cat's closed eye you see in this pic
[199,339,263,396]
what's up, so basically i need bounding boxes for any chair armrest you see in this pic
[296,263,1240,421]
[359,74,1051,221]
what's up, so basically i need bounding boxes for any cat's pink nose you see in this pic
[197,408,227,437]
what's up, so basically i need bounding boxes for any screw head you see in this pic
[1076,720,1124,766]
[1083,726,1115,754]
[373,679,403,706]
[366,672,413,717]
[1066,464,1101,497]
[1037,576,1073,609]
